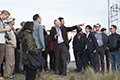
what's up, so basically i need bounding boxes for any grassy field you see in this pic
[4,63,120,80]
[4,68,120,80]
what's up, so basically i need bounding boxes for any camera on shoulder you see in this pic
[4,31,11,41]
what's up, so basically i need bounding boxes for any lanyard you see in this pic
[55,27,60,33]
[0,19,5,29]
[8,24,13,29]
[8,25,16,35]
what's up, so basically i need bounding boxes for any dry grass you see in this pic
[5,68,120,80]
[4,64,120,80]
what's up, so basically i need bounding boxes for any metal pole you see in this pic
[108,0,110,34]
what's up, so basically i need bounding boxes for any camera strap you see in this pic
[8,25,13,29]
[8,24,16,35]
[0,18,6,29]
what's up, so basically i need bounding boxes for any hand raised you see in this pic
[78,23,86,27]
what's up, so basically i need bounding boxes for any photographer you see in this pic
[0,10,11,79]
[4,17,16,79]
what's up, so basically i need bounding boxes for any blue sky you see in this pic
[0,0,118,31]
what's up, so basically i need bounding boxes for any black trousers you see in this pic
[25,65,36,80]
[105,49,110,72]
[83,49,96,71]
[49,50,55,70]
[74,51,84,72]
[42,48,48,71]
[55,42,67,74]
[95,47,105,72]
[15,49,21,72]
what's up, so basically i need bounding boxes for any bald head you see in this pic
[54,19,61,27]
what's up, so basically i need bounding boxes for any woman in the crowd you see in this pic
[19,22,38,80]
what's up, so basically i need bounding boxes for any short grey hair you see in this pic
[20,21,25,26]
[54,19,58,25]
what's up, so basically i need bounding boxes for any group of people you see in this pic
[0,10,44,80]
[74,23,120,75]
[73,23,120,74]
[0,10,120,80]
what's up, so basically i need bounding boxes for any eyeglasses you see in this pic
[96,25,99,27]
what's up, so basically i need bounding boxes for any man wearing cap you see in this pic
[94,23,108,73]
[73,28,86,73]
[4,17,16,79]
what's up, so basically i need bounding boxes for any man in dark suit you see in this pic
[84,25,97,71]
[50,19,84,76]
[101,28,110,73]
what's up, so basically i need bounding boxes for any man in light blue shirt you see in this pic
[94,23,108,73]
[54,26,64,44]
[50,19,85,76]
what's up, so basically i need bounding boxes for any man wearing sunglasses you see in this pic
[108,25,120,72]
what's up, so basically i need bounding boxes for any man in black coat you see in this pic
[73,28,86,73]
[108,25,120,72]
[84,25,97,71]
[50,19,84,76]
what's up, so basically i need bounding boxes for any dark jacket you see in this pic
[19,31,38,65]
[108,32,120,52]
[86,32,98,53]
[50,25,78,51]
[73,33,86,52]
[101,33,108,49]
[44,35,50,48]
[43,29,50,48]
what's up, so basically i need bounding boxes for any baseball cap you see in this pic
[77,28,82,32]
